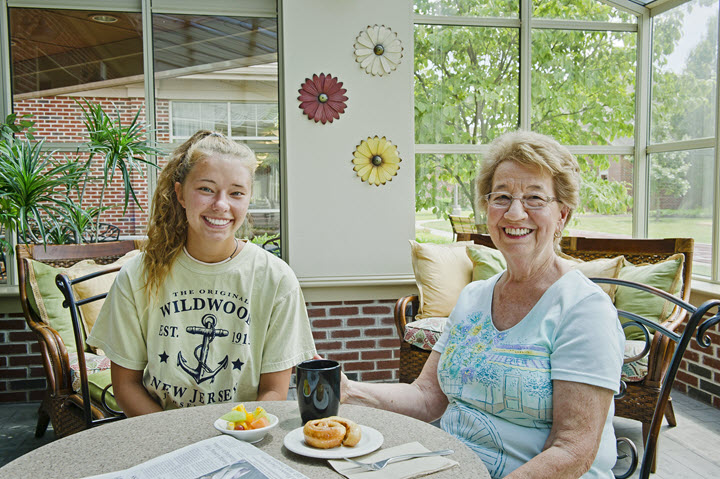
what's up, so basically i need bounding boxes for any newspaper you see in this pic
[82,435,309,479]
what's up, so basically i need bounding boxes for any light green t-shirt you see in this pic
[87,242,316,409]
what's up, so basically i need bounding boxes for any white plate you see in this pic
[214,413,279,443]
[283,424,384,459]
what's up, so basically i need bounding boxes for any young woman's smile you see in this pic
[175,154,252,262]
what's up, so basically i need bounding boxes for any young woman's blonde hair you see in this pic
[143,130,258,298]
[475,130,580,247]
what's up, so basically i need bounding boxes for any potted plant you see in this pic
[0,114,86,251]
[1,101,162,253]
[76,99,162,241]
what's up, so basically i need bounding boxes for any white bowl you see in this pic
[213,413,279,443]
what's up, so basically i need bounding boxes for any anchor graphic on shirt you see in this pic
[178,313,229,384]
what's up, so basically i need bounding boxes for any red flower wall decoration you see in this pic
[297,73,348,124]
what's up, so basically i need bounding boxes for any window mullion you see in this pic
[714,0,720,282]
[519,0,531,130]
[142,0,157,202]
[633,10,651,239]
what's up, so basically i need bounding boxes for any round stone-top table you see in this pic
[0,401,490,478]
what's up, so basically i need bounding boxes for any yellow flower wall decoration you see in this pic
[352,136,401,186]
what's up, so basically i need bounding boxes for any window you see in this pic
[152,12,280,241]
[0,2,279,286]
[415,0,637,243]
[414,0,720,285]
[648,0,718,279]
[8,7,148,237]
[171,101,279,141]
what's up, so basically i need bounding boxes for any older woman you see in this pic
[342,131,624,478]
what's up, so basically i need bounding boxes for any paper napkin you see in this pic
[328,441,458,479]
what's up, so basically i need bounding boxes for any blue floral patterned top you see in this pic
[434,270,624,478]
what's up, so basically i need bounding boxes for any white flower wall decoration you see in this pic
[353,25,404,76]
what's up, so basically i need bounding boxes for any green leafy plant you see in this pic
[76,99,162,240]
[0,121,86,248]
[1,114,34,253]
[56,195,112,244]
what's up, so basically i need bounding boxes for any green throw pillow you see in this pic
[26,260,77,353]
[87,369,120,412]
[466,244,507,281]
[614,254,684,341]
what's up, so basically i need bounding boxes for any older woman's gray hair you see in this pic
[476,130,580,237]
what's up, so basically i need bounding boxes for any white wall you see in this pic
[281,0,416,293]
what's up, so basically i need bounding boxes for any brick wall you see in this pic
[307,300,400,382]
[675,314,720,407]
[0,299,400,403]
[0,310,46,403]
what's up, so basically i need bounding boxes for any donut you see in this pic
[326,416,362,447]
[303,418,346,449]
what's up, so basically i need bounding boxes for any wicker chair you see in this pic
[395,234,694,472]
[16,241,139,437]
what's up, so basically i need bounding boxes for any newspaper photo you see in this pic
[82,435,309,479]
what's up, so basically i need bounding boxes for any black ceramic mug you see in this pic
[296,359,341,424]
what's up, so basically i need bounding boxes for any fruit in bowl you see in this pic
[214,404,279,443]
[222,404,271,430]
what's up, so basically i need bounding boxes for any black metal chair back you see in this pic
[55,267,125,429]
[592,277,720,479]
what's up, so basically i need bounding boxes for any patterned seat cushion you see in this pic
[68,352,112,393]
[403,317,447,350]
[621,340,649,382]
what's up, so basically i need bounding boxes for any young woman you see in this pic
[88,130,316,416]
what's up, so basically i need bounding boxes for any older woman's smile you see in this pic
[503,227,533,237]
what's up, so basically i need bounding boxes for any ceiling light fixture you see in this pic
[90,14,118,24]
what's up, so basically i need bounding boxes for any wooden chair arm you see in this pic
[394,295,419,339]
[64,394,108,420]
[30,319,74,395]
[643,308,689,385]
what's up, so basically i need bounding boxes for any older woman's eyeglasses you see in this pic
[484,192,557,210]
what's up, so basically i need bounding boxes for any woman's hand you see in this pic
[311,354,351,403]
[340,370,351,403]
[110,362,163,417]
[341,351,448,422]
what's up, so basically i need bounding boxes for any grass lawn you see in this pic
[574,215,712,244]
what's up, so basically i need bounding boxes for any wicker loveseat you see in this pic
[395,234,694,472]
[17,241,141,437]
